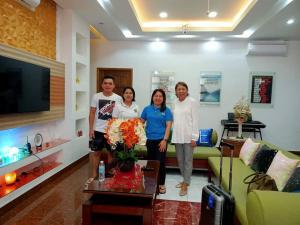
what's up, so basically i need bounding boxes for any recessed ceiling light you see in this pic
[159,12,168,18]
[174,35,197,39]
[208,11,218,18]
[155,38,160,42]
[122,30,140,38]
[286,19,294,25]
[210,37,215,41]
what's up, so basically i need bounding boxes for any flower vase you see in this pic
[118,158,135,172]
[237,120,243,139]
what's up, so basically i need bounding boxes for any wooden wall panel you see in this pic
[0,0,56,60]
[0,44,65,131]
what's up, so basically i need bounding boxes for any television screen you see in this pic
[0,55,50,114]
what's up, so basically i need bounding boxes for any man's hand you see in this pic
[89,129,95,139]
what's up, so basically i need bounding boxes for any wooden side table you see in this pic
[221,138,246,157]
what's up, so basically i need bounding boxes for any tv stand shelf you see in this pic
[0,139,69,175]
[0,139,70,201]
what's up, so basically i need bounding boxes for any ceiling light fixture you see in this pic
[182,24,189,34]
[122,30,140,38]
[174,35,197,39]
[286,19,294,25]
[159,12,168,18]
[207,0,218,18]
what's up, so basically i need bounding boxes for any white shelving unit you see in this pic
[74,31,89,139]
[0,140,70,208]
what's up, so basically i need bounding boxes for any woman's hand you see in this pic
[191,140,197,148]
[159,140,167,152]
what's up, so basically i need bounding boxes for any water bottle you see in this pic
[98,160,105,182]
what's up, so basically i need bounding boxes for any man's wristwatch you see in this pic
[163,138,168,142]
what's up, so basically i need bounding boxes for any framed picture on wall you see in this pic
[250,72,275,105]
[200,72,222,104]
[151,71,176,109]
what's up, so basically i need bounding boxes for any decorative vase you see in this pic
[118,158,135,172]
[236,118,244,139]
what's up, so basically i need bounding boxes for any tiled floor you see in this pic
[0,158,208,225]
[157,170,208,202]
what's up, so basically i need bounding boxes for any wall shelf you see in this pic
[75,118,88,138]
[0,139,70,199]
[0,139,69,176]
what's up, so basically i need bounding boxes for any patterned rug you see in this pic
[153,199,201,225]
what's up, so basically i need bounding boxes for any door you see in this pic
[97,68,133,96]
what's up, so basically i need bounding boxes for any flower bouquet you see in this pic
[233,97,251,138]
[105,118,146,171]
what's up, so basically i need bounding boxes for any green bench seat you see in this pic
[134,144,220,170]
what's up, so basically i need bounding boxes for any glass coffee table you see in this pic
[82,160,160,225]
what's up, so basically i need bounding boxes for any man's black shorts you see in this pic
[91,131,112,152]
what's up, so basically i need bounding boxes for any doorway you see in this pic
[97,68,133,96]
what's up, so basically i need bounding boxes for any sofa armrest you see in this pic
[247,190,300,225]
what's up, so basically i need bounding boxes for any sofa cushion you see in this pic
[197,128,213,146]
[282,166,300,192]
[250,145,278,173]
[267,151,299,191]
[239,138,260,166]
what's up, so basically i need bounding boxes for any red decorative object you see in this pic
[77,130,83,137]
[104,164,144,191]
[4,172,17,185]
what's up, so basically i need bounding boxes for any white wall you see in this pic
[90,40,300,150]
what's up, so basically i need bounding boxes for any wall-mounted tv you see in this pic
[0,55,50,114]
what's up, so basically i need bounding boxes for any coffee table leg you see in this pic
[143,208,152,225]
[82,202,92,225]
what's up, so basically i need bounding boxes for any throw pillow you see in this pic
[239,138,260,166]
[282,167,300,192]
[250,145,278,173]
[267,151,299,191]
[197,129,213,147]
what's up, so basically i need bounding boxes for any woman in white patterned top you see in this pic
[112,87,139,119]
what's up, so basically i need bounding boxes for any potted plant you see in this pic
[105,118,146,171]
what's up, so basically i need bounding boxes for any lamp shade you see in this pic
[5,172,17,185]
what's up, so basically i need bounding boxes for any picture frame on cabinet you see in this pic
[200,72,222,105]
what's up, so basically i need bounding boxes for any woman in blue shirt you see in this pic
[141,89,173,194]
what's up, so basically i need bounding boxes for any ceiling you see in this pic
[54,0,300,41]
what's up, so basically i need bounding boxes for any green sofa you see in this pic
[208,142,300,225]
[134,130,221,170]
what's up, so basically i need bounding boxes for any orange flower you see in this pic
[105,118,146,150]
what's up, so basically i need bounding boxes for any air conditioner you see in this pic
[16,0,41,11]
[247,41,288,57]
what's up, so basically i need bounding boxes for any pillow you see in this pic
[267,151,299,191]
[197,129,213,147]
[282,167,300,192]
[250,145,278,173]
[239,138,260,166]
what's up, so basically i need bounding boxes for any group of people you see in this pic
[89,76,199,196]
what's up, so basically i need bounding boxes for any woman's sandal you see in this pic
[159,185,166,194]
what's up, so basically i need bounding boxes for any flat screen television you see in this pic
[0,55,50,114]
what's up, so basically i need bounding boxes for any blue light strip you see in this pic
[0,127,32,167]
[0,147,31,168]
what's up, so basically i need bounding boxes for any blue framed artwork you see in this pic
[200,72,222,104]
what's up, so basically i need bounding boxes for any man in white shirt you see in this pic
[89,76,122,178]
